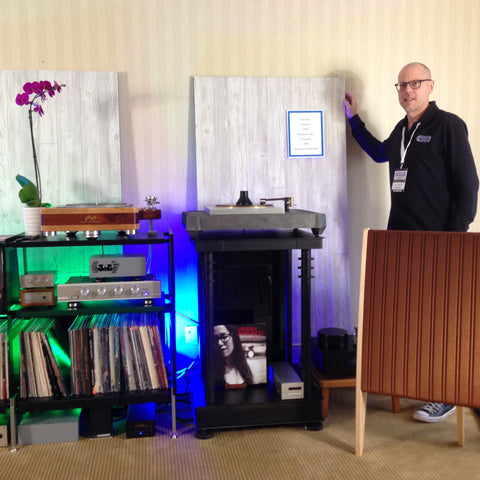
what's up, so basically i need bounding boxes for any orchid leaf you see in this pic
[16,174,36,188]
[18,184,41,207]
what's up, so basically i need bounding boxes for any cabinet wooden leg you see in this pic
[322,388,330,418]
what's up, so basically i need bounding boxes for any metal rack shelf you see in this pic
[2,230,177,447]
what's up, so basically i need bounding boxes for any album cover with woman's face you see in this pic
[213,323,267,388]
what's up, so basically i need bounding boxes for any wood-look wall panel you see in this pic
[361,230,480,408]
[194,75,350,339]
[0,69,120,247]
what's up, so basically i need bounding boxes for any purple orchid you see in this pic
[16,80,66,203]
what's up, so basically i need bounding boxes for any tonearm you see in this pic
[259,196,294,212]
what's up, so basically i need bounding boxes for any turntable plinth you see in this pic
[41,206,139,234]
[182,209,326,238]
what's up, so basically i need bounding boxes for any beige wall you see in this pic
[2,0,479,325]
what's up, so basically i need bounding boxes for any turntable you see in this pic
[204,192,293,215]
[40,203,161,238]
[183,208,326,238]
[183,191,325,237]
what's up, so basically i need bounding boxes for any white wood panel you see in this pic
[194,76,352,337]
[0,69,121,234]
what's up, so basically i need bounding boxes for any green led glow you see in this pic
[21,409,81,421]
[47,333,71,368]
[11,334,20,378]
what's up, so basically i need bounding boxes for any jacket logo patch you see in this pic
[416,135,431,143]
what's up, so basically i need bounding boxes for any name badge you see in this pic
[392,169,408,192]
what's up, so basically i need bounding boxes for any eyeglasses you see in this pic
[394,79,431,92]
[215,333,232,344]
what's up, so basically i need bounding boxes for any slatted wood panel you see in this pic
[361,229,480,408]
[194,76,351,336]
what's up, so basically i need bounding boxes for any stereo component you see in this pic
[20,288,55,307]
[40,204,140,238]
[89,254,146,278]
[57,276,161,308]
[269,362,304,400]
[311,335,356,377]
[20,271,55,288]
[318,327,349,351]
[126,403,156,438]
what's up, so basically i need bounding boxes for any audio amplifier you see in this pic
[57,276,161,303]
[89,254,146,278]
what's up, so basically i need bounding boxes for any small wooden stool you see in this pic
[311,364,400,417]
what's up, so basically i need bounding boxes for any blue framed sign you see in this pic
[287,110,324,158]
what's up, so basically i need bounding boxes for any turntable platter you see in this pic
[205,204,284,215]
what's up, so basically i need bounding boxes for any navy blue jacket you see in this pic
[349,102,478,231]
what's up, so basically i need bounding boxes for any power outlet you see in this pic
[184,325,198,344]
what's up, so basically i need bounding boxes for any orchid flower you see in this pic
[15,80,66,203]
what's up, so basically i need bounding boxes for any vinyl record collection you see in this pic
[15,312,168,399]
[0,319,8,401]
[69,313,120,395]
[69,312,168,395]
[18,318,68,399]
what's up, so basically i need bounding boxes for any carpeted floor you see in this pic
[2,388,480,480]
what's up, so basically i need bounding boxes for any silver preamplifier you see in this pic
[57,276,161,308]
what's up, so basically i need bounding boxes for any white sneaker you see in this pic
[413,402,456,423]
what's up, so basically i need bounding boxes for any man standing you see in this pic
[344,62,479,421]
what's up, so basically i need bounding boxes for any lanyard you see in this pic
[400,123,421,169]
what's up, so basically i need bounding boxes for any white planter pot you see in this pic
[23,206,42,236]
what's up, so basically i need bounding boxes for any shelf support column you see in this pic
[299,248,313,397]
[199,251,216,405]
